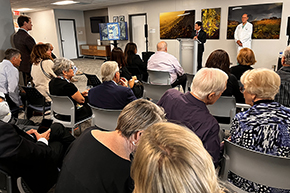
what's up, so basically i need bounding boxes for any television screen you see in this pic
[90,16,107,33]
[99,22,128,41]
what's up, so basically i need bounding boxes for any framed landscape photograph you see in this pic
[227,3,283,39]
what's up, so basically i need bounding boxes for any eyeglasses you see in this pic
[240,86,245,93]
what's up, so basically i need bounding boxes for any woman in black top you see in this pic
[49,58,92,122]
[230,48,256,80]
[205,49,245,103]
[110,47,132,81]
[124,42,147,81]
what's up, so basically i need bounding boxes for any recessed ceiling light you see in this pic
[52,1,79,5]
[15,8,32,11]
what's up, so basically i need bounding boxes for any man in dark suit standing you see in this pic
[13,15,36,86]
[191,21,206,71]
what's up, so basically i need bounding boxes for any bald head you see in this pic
[157,41,167,52]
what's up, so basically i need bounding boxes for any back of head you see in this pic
[157,41,167,51]
[4,48,21,61]
[31,44,51,64]
[101,61,119,82]
[131,122,221,193]
[116,99,166,139]
[17,15,30,27]
[191,68,228,100]
[241,68,280,99]
[52,58,74,76]
[110,47,125,68]
[237,48,256,66]
[205,49,230,74]
[124,42,137,64]
[283,46,290,65]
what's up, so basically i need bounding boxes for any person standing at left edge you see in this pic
[234,14,253,53]
[191,21,206,71]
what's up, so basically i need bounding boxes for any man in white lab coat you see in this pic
[234,14,253,52]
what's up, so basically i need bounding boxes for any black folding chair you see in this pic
[22,86,51,119]
[0,169,12,193]
[84,73,102,88]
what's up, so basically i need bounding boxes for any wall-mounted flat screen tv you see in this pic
[99,22,128,41]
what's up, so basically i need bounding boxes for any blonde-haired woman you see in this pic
[230,68,290,192]
[131,122,223,193]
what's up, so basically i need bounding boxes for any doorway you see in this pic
[129,14,147,57]
[58,19,78,59]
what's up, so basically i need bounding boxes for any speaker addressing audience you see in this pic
[230,47,256,80]
[49,58,92,122]
[13,15,36,86]
[0,121,75,193]
[88,61,137,109]
[234,13,253,53]
[191,21,207,71]
[157,68,228,167]
[229,68,290,192]
[31,44,56,102]
[147,41,187,92]
[55,99,166,193]
[275,45,290,107]
[131,122,225,193]
[205,49,244,103]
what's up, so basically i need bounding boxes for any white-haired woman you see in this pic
[229,68,290,192]
[55,99,166,193]
[131,122,226,193]
[49,58,92,122]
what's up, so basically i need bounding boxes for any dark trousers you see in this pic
[22,71,32,86]
[197,51,203,71]
[171,74,187,93]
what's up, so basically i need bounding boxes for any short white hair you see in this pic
[191,68,228,99]
[101,61,119,82]
[283,46,290,65]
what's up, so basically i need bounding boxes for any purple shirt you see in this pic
[157,89,220,165]
[148,51,184,84]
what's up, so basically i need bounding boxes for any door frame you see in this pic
[58,19,79,58]
[128,13,147,42]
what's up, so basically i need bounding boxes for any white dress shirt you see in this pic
[234,22,253,52]
[147,51,185,84]
[0,59,21,106]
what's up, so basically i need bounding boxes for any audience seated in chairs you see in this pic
[131,122,227,193]
[124,42,148,81]
[49,58,92,123]
[229,68,290,192]
[205,49,245,103]
[0,48,23,118]
[0,120,75,193]
[55,99,166,193]
[275,45,290,107]
[110,47,143,98]
[30,43,56,102]
[157,68,228,167]
[88,61,137,109]
[147,41,187,92]
[230,48,256,80]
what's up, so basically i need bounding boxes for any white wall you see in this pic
[54,9,87,57]
[0,1,15,59]
[108,0,290,69]
[28,10,60,57]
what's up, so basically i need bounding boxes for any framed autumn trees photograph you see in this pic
[201,8,221,39]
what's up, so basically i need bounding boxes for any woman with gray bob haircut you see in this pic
[55,99,166,193]
[52,58,74,76]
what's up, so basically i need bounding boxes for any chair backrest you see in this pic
[207,96,236,130]
[0,169,12,193]
[220,140,290,189]
[275,81,290,107]
[147,70,171,85]
[22,86,46,106]
[49,95,75,128]
[84,73,102,87]
[88,104,122,131]
[143,82,172,103]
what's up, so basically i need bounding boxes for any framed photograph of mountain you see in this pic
[201,8,221,39]
[160,10,195,39]
[227,3,283,39]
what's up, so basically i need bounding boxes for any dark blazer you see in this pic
[88,81,137,109]
[191,29,207,53]
[0,121,58,193]
[13,29,36,73]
